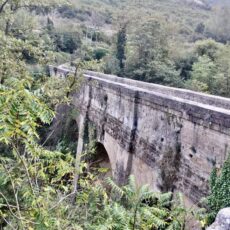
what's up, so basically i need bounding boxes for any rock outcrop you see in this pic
[207,208,230,230]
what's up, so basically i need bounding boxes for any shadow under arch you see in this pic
[66,119,79,142]
[92,142,112,179]
[41,105,79,153]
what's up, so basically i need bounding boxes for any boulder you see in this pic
[207,208,230,230]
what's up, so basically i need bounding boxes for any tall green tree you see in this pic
[125,19,181,86]
[116,23,127,73]
[215,45,230,97]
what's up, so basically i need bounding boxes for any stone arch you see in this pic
[93,142,112,178]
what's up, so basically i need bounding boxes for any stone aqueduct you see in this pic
[50,66,230,204]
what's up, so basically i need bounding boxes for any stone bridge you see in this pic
[50,66,230,204]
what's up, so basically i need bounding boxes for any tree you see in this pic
[0,28,77,228]
[0,30,50,84]
[54,31,82,54]
[125,19,181,86]
[175,53,197,81]
[195,22,205,34]
[215,45,230,97]
[194,39,223,61]
[116,23,127,73]
[184,40,230,97]
[46,16,54,32]
[0,61,75,229]
[185,55,220,94]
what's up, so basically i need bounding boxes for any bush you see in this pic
[205,154,230,225]
[93,47,108,60]
[54,32,82,54]
[103,55,120,75]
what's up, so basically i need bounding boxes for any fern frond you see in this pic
[128,174,136,192]
[158,192,173,207]
[106,177,124,198]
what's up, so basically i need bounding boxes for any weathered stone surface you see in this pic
[50,66,230,203]
[207,208,230,230]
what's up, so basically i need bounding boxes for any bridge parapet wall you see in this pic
[84,70,230,110]
[49,66,230,109]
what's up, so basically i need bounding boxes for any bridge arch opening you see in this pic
[67,119,79,142]
[59,118,79,155]
[92,142,112,179]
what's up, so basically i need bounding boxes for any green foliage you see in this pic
[194,39,223,61]
[0,75,76,228]
[116,24,127,72]
[215,45,230,97]
[93,47,109,60]
[58,5,92,20]
[124,19,181,86]
[205,154,230,225]
[0,0,64,36]
[185,55,218,93]
[195,22,205,34]
[53,31,82,54]
[0,30,51,83]
[175,53,197,81]
[184,39,230,97]
[75,175,186,230]
[40,70,82,107]
[103,55,120,75]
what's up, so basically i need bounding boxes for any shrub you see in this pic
[54,31,82,54]
[205,154,230,225]
[93,47,108,60]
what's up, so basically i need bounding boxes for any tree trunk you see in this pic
[5,20,10,35]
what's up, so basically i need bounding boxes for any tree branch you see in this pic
[2,163,23,223]
[1,213,14,229]
[0,192,21,221]
[0,0,10,14]
[12,144,40,211]
[49,191,77,211]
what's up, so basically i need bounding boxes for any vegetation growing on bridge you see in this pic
[0,0,230,229]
